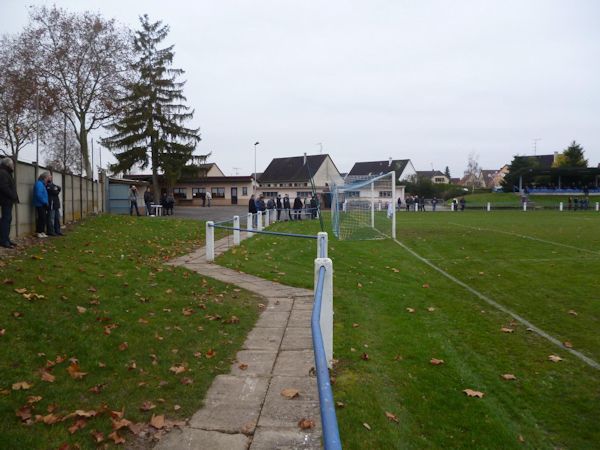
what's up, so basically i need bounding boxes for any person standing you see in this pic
[165,192,175,215]
[46,174,63,236]
[0,158,19,248]
[276,195,282,221]
[33,172,50,238]
[283,194,292,220]
[144,187,154,215]
[310,195,318,219]
[129,185,140,216]
[293,195,303,220]
[206,190,212,207]
[431,196,438,212]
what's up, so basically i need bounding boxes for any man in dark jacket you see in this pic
[276,195,282,221]
[144,188,154,215]
[46,174,63,236]
[309,195,318,219]
[0,158,19,248]
[293,195,303,220]
[283,194,292,221]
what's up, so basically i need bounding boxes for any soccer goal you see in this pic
[331,171,396,240]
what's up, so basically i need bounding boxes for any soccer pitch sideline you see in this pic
[217,210,600,450]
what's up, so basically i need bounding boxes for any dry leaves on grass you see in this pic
[501,374,517,381]
[363,422,371,431]
[68,419,87,434]
[66,363,87,379]
[150,414,165,430]
[463,389,485,398]
[563,341,573,348]
[140,401,156,411]
[406,307,415,313]
[108,431,125,444]
[430,358,444,365]
[169,364,186,375]
[281,388,300,399]
[385,411,399,423]
[238,363,248,370]
[548,355,563,362]
[500,327,514,333]
[205,349,216,359]
[40,370,55,383]
[12,381,33,390]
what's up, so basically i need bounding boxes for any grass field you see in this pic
[217,210,600,449]
[454,192,600,209]
[0,215,260,449]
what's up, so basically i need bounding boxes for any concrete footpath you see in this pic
[154,234,322,450]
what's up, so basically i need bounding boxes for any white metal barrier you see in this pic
[314,257,334,367]
[233,216,240,246]
[205,221,214,262]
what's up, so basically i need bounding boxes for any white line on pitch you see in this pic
[392,238,600,371]
[448,222,600,256]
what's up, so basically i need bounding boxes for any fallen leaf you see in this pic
[357,282,362,289]
[150,414,165,429]
[352,323,359,328]
[128,422,145,435]
[385,411,399,423]
[14,288,28,294]
[463,389,484,398]
[281,388,300,399]
[182,308,194,316]
[68,419,87,434]
[90,430,104,443]
[238,363,248,370]
[27,395,43,404]
[361,353,369,361]
[180,377,193,385]
[430,358,444,365]
[138,318,149,324]
[363,422,371,430]
[118,342,128,351]
[548,354,563,362]
[140,401,156,411]
[0,328,5,336]
[223,315,240,324]
[518,434,525,443]
[16,406,32,422]
[88,384,106,394]
[563,341,573,348]
[422,283,430,288]
[40,413,61,424]
[501,327,514,333]
[336,401,345,408]
[298,418,315,430]
[427,306,436,312]
[74,410,97,418]
[501,374,517,381]
[67,363,88,379]
[173,405,181,411]
[406,307,415,313]
[169,364,186,375]
[205,349,216,359]
[112,418,132,430]
[567,310,578,316]
[76,306,87,314]
[40,370,56,383]
[108,431,125,444]
[12,381,33,390]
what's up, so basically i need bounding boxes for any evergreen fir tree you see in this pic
[554,141,587,168]
[444,166,451,179]
[103,15,203,195]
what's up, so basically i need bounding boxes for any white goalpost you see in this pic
[331,171,397,240]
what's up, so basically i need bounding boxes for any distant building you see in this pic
[258,154,344,200]
[346,158,416,183]
[416,170,449,184]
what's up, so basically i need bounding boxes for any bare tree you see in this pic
[25,6,132,177]
[43,116,83,174]
[0,34,54,167]
[463,152,482,193]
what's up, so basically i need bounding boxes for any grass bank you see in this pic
[0,215,261,449]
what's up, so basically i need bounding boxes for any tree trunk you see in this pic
[150,135,160,202]
[79,119,92,177]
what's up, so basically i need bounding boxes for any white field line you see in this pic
[392,238,600,370]
[448,222,600,256]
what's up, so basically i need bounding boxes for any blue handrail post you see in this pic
[317,232,328,259]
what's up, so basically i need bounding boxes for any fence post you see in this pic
[596,202,599,212]
[314,258,334,368]
[559,202,563,211]
[247,213,253,230]
[205,221,214,262]
[317,232,328,258]
[265,209,270,227]
[523,202,527,212]
[233,216,240,246]
[257,211,263,231]
[487,202,491,212]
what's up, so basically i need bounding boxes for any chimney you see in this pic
[388,157,392,167]
[303,153,307,166]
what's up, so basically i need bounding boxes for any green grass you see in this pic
[455,192,600,208]
[217,211,600,449]
[0,215,261,449]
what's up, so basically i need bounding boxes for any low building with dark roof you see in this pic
[347,158,416,182]
[258,154,343,200]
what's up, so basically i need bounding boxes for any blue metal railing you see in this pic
[312,265,342,449]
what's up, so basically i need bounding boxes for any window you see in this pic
[211,187,225,198]
[304,183,308,187]
[279,183,283,187]
[242,187,248,196]
[346,191,360,198]
[379,191,392,198]
[192,187,206,198]
[263,192,278,198]
[297,191,312,198]
[173,188,187,199]
[434,177,445,183]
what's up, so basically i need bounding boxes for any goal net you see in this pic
[331,171,396,240]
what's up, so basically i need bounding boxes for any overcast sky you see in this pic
[2,0,599,177]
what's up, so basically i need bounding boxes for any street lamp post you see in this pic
[253,141,259,192]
